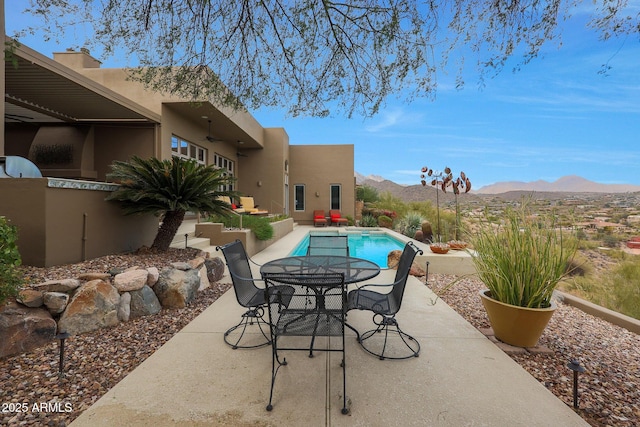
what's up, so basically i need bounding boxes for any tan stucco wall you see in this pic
[0,179,157,267]
[235,128,289,214]
[67,63,265,148]
[289,145,355,225]
[94,125,156,181]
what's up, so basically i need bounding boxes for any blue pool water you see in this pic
[289,231,406,267]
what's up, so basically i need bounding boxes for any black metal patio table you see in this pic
[260,255,380,414]
[260,255,381,284]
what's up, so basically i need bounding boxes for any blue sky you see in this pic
[5,4,640,189]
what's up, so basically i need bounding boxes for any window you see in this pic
[213,153,235,192]
[294,184,305,211]
[171,135,206,166]
[330,184,341,210]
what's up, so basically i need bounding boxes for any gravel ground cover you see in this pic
[1,248,231,426]
[1,248,638,426]
[428,273,640,427]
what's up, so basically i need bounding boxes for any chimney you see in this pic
[53,48,101,69]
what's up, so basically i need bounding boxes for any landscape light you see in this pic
[567,359,586,409]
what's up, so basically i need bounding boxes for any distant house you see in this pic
[627,237,640,249]
[576,221,627,233]
[1,42,354,266]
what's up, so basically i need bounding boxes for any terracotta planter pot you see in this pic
[479,290,556,348]
[429,245,450,254]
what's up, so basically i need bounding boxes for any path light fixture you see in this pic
[55,332,71,378]
[567,359,586,408]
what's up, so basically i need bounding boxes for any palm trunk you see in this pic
[152,210,186,251]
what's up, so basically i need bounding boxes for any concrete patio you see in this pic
[70,224,588,426]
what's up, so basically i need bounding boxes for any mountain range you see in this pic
[355,173,640,203]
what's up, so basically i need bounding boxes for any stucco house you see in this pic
[0,39,354,266]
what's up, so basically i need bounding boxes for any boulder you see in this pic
[118,292,131,322]
[170,261,192,271]
[205,257,225,283]
[43,292,69,315]
[17,289,44,308]
[129,286,162,318]
[146,267,160,288]
[198,265,210,291]
[387,250,426,277]
[32,278,81,293]
[57,279,120,335]
[0,301,56,358]
[154,267,200,308]
[113,269,148,292]
[188,256,206,270]
[77,272,112,281]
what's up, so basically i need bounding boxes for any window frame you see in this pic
[171,135,206,166]
[294,184,306,212]
[330,184,341,210]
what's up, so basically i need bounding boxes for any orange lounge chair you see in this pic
[313,210,328,227]
[329,210,348,226]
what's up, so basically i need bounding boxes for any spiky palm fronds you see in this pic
[106,156,236,250]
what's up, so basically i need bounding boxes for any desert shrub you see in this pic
[395,211,424,238]
[0,217,23,305]
[606,261,640,319]
[565,259,640,320]
[602,234,620,248]
[377,215,392,228]
[359,214,378,227]
[356,185,379,203]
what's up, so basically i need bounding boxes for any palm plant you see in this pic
[107,156,236,251]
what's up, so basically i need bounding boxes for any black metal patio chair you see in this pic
[216,239,293,349]
[306,234,350,256]
[263,272,349,414]
[347,241,424,360]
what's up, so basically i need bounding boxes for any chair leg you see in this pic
[341,323,349,415]
[358,314,420,360]
[224,307,271,349]
[266,336,288,411]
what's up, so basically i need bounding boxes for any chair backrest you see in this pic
[239,196,256,210]
[313,210,326,219]
[329,210,343,218]
[263,272,346,337]
[389,241,423,314]
[217,239,261,307]
[306,235,349,256]
[217,196,232,205]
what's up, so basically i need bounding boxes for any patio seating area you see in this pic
[70,225,588,427]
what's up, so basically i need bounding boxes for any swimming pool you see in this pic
[289,230,406,267]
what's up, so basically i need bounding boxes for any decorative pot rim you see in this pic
[479,289,557,311]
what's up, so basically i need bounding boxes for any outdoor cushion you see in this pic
[239,196,260,213]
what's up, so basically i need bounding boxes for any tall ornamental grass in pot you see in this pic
[471,202,578,346]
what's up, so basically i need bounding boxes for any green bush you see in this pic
[356,185,379,203]
[207,214,274,241]
[0,216,23,305]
